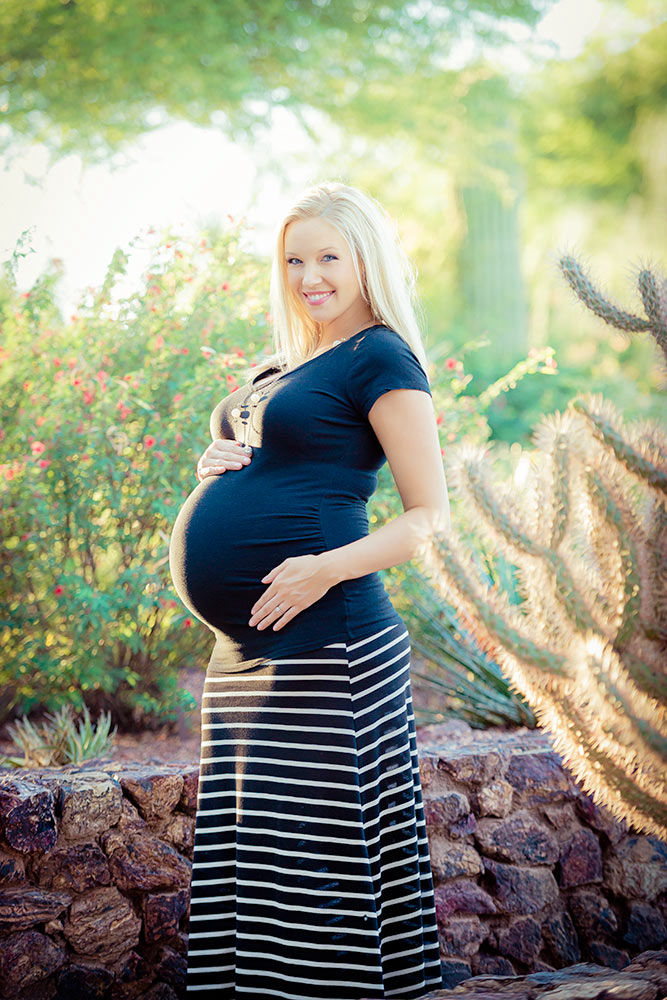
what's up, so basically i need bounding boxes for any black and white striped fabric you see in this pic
[186,621,443,998]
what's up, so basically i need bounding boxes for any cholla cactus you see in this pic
[424,392,666,838]
[559,254,667,367]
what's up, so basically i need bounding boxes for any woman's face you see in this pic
[284,216,369,332]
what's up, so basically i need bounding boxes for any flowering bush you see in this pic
[0,224,558,729]
[0,225,271,726]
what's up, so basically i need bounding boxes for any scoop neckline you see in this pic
[250,323,386,386]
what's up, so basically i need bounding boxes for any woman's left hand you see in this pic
[248,554,337,631]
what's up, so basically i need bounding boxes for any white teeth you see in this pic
[305,292,332,303]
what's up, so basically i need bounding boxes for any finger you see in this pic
[272,606,299,631]
[249,593,283,628]
[261,563,284,584]
[257,601,290,630]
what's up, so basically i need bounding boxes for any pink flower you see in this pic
[155,334,165,349]
[181,347,189,355]
[200,346,215,359]
[83,390,94,405]
[31,441,46,455]
[175,432,182,444]
[54,585,64,595]
[53,357,61,367]
[72,377,82,386]
[173,393,183,403]
[21,533,30,541]
[38,458,51,469]
[436,414,444,426]
[445,358,457,370]
[144,435,156,448]
[222,282,230,291]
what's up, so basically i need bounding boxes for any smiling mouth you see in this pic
[304,291,334,305]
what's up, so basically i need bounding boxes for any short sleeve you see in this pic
[346,326,431,419]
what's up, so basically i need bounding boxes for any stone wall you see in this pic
[0,723,665,999]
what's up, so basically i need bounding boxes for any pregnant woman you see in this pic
[169,181,450,999]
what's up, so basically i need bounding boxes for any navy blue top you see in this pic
[168,324,432,668]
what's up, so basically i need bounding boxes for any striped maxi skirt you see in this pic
[185,620,444,999]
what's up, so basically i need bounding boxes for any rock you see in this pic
[423,791,470,828]
[436,746,505,786]
[63,886,141,962]
[575,792,628,845]
[55,963,115,999]
[541,803,578,829]
[588,941,630,969]
[115,798,147,833]
[482,858,559,915]
[0,929,65,994]
[604,835,667,902]
[0,849,25,884]
[418,752,438,789]
[0,886,71,931]
[37,842,111,893]
[178,769,200,815]
[142,985,179,1000]
[474,812,559,865]
[568,888,618,941]
[449,813,477,838]
[419,719,475,747]
[541,910,581,967]
[151,812,195,857]
[142,889,189,944]
[471,953,515,975]
[493,915,543,965]
[59,772,122,840]
[623,902,667,951]
[475,779,513,818]
[428,839,484,883]
[438,915,489,958]
[0,778,57,853]
[102,831,192,892]
[439,956,472,988]
[118,767,184,822]
[434,881,497,922]
[505,750,574,805]
[153,945,187,990]
[557,828,603,887]
[108,950,153,1000]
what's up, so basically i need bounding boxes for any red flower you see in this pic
[445,358,457,370]
[67,358,77,369]
[72,377,82,386]
[144,435,156,448]
[222,282,230,291]
[38,458,51,469]
[155,334,165,349]
[54,585,64,595]
[175,432,182,444]
[436,414,444,426]
[83,390,94,405]
[31,441,46,455]
[23,380,31,391]
[173,393,183,403]
[184,618,193,628]
[53,357,61,367]
[181,347,189,355]
[200,346,215,359]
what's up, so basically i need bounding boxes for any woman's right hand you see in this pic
[196,438,252,481]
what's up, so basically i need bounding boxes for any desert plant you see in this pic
[559,254,667,369]
[421,388,666,839]
[0,704,116,767]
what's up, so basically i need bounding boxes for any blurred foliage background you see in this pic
[0,0,665,730]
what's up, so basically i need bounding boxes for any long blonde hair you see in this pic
[268,181,428,372]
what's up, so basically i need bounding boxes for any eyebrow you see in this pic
[284,246,339,255]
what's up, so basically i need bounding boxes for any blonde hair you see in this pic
[268,181,428,372]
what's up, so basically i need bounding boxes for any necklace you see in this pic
[229,323,376,447]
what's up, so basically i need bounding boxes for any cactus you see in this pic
[423,390,666,839]
[558,254,667,366]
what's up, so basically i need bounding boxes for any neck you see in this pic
[317,307,376,348]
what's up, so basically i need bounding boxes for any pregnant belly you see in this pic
[168,471,329,631]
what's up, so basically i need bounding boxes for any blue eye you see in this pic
[286,257,301,266]
[323,254,337,261]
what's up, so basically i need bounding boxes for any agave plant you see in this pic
[0,704,116,768]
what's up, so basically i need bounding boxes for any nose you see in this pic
[302,259,324,288]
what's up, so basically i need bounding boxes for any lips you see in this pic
[304,291,334,305]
